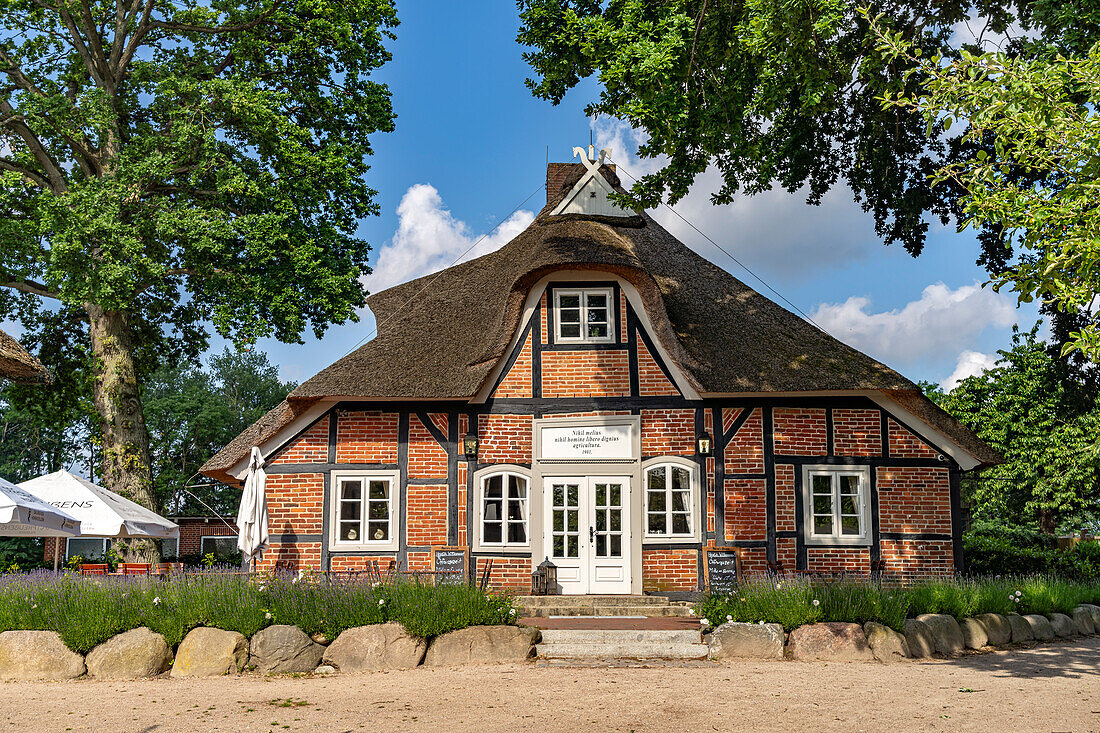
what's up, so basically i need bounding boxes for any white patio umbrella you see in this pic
[0,476,80,538]
[19,471,179,566]
[235,447,268,569]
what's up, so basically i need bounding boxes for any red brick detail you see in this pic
[477,556,530,592]
[878,467,952,534]
[619,290,628,344]
[271,419,328,464]
[255,541,323,573]
[493,332,533,398]
[336,412,398,464]
[806,547,871,575]
[408,414,448,479]
[641,408,694,456]
[478,414,533,463]
[541,350,630,397]
[540,292,548,344]
[880,539,954,583]
[266,473,324,535]
[833,409,882,457]
[775,464,796,533]
[724,478,767,541]
[429,413,449,438]
[642,549,697,592]
[773,408,827,455]
[406,484,448,546]
[888,419,939,458]
[329,555,397,573]
[739,548,768,577]
[722,407,742,437]
[724,409,763,473]
[406,551,432,572]
[637,339,678,396]
[777,537,796,572]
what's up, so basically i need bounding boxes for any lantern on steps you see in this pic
[531,556,559,596]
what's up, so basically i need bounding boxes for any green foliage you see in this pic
[696,576,822,631]
[517,0,1096,260]
[380,580,516,638]
[931,328,1100,532]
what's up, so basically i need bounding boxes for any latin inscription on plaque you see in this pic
[541,423,633,461]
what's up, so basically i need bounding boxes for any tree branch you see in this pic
[0,99,68,192]
[150,2,282,35]
[0,158,51,188]
[0,279,61,300]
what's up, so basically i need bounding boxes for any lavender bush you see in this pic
[0,570,516,653]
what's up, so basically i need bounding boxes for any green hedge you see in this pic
[963,530,1100,580]
[0,571,516,654]
[695,575,1100,632]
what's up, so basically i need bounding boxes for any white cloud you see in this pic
[591,119,879,279]
[364,183,535,294]
[941,350,998,391]
[811,282,1016,366]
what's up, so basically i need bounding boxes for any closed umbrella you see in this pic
[236,447,268,569]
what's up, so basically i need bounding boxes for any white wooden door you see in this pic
[543,476,631,595]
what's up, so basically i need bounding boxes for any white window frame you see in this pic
[471,466,532,554]
[328,470,400,552]
[801,465,872,546]
[642,456,701,542]
[200,536,239,556]
[478,471,531,550]
[553,287,615,344]
[161,537,179,558]
[65,537,109,561]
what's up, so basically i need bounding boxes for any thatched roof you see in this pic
[0,329,48,385]
[201,162,998,481]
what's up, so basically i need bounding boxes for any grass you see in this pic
[696,574,1100,632]
[0,570,516,653]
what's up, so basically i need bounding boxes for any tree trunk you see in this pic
[85,305,159,564]
[1038,508,1058,535]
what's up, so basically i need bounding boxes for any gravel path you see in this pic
[2,636,1098,732]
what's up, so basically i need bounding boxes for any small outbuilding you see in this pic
[0,329,48,384]
[201,150,998,593]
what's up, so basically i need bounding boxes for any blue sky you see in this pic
[234,3,1037,391]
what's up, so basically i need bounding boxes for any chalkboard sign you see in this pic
[703,547,740,593]
[431,547,469,586]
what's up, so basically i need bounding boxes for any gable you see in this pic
[548,147,633,218]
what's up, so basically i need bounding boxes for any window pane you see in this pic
[841,515,860,535]
[587,323,608,339]
[566,535,579,557]
[813,515,833,535]
[367,521,388,541]
[596,535,606,556]
[595,510,606,531]
[485,475,502,498]
[508,522,527,543]
[671,467,690,490]
[484,499,501,521]
[647,467,666,490]
[553,484,564,505]
[672,514,691,535]
[340,480,361,500]
[483,522,502,543]
[587,307,607,324]
[559,294,580,309]
[508,476,527,499]
[595,483,607,506]
[553,510,564,532]
[567,484,578,506]
[609,483,621,506]
[671,490,689,512]
[67,538,107,560]
[610,534,621,557]
[648,490,666,512]
[339,501,360,520]
[610,511,621,531]
[369,480,388,500]
[566,509,578,532]
[839,495,857,515]
[812,475,832,493]
[339,522,359,541]
[839,475,860,494]
[585,293,607,309]
[368,501,388,520]
[648,513,666,534]
[812,494,833,514]
[553,536,564,557]
[506,499,525,521]
[559,323,581,338]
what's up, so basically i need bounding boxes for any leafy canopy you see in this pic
[0,0,398,348]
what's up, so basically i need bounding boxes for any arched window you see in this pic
[481,472,529,547]
[645,462,695,538]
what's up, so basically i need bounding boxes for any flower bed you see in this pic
[695,574,1100,632]
[0,571,516,654]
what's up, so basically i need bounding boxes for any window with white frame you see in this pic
[65,537,109,561]
[481,472,529,547]
[554,287,614,343]
[200,536,238,556]
[330,472,399,550]
[802,466,871,545]
[645,463,694,538]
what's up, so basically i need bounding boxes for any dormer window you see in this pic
[555,287,614,343]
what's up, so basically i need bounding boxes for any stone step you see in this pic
[516,595,672,607]
[520,605,693,618]
[536,642,710,660]
[541,628,701,644]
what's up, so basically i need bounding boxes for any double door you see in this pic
[543,475,631,594]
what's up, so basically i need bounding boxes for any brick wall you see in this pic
[777,537,796,572]
[493,332,533,398]
[773,408,827,455]
[833,409,881,456]
[406,484,448,546]
[256,541,322,573]
[888,419,939,458]
[478,414,533,463]
[328,554,396,573]
[272,419,328,464]
[880,539,953,583]
[178,519,239,556]
[336,411,398,464]
[739,547,768,576]
[477,556,531,591]
[806,547,871,574]
[641,408,694,456]
[724,478,767,541]
[774,463,795,533]
[408,415,448,479]
[637,340,678,396]
[878,467,951,534]
[642,548,697,591]
[541,350,630,397]
[724,408,763,472]
[266,473,324,535]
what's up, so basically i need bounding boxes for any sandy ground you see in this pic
[0,637,1098,733]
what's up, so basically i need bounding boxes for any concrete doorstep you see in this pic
[535,628,708,660]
